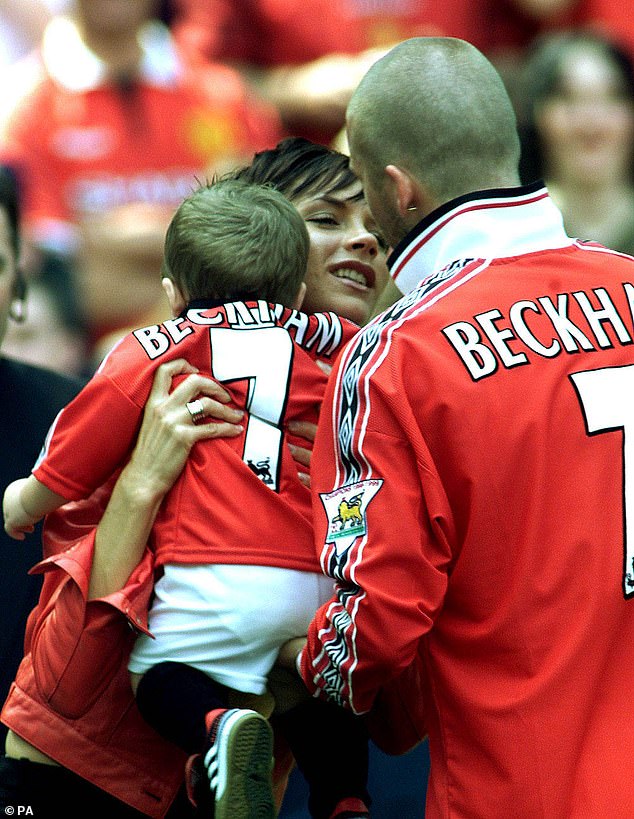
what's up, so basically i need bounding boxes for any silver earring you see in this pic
[406,206,417,212]
[9,269,27,322]
[9,299,26,323]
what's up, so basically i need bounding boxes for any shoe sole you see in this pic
[211,709,275,819]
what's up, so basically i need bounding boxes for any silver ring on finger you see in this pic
[186,399,206,425]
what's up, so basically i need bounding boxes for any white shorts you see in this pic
[128,563,335,695]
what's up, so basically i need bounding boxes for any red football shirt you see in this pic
[34,301,357,572]
[304,185,634,816]
[0,18,281,254]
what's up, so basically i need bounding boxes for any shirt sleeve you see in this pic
[301,329,454,715]
[32,367,145,501]
[363,655,428,755]
[27,506,154,719]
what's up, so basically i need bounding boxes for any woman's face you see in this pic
[0,209,17,348]
[294,180,389,326]
[535,46,634,185]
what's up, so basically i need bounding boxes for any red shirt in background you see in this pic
[0,17,282,255]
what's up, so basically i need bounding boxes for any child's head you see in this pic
[161,178,309,312]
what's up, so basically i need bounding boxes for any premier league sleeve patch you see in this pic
[320,479,383,554]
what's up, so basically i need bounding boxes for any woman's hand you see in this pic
[287,421,317,487]
[125,359,244,502]
[89,359,243,599]
[286,360,333,487]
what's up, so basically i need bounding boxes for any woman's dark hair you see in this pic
[516,31,634,184]
[0,165,20,256]
[231,137,358,202]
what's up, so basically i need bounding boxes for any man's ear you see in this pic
[385,165,423,218]
[292,281,307,312]
[161,277,187,316]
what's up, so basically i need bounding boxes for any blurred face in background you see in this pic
[535,44,634,186]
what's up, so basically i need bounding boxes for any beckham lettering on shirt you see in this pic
[442,283,634,381]
[132,301,344,360]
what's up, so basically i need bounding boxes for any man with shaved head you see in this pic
[346,37,522,251]
[295,36,634,817]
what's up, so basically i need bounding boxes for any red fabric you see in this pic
[172,0,592,65]
[0,32,281,250]
[363,657,427,756]
[579,0,634,57]
[1,478,309,814]
[173,0,354,66]
[34,303,358,571]
[170,0,594,144]
[303,187,634,816]
[1,494,186,817]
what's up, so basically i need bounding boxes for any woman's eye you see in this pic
[307,215,339,226]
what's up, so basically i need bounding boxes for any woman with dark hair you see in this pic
[233,137,389,326]
[91,136,389,361]
[517,30,634,255]
[0,140,390,817]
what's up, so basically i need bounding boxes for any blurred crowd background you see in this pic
[0,1,633,815]
[1,0,633,381]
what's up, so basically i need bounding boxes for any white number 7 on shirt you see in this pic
[209,326,294,493]
[571,364,634,598]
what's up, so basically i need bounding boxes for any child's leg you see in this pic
[135,661,229,753]
[135,661,275,819]
[273,698,371,819]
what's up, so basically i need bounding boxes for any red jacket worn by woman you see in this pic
[0,483,311,815]
[1,484,187,818]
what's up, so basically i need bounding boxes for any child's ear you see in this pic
[162,277,187,316]
[292,282,307,312]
